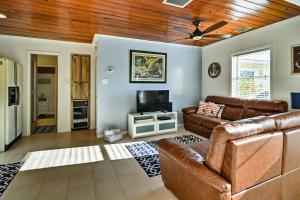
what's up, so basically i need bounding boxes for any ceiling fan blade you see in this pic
[169,38,190,43]
[203,34,232,39]
[202,21,228,34]
[174,27,191,34]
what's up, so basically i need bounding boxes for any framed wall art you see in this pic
[292,45,300,74]
[130,50,167,83]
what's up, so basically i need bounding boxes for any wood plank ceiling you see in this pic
[0,0,299,46]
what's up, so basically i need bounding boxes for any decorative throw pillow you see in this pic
[197,101,225,119]
[205,102,225,119]
[197,101,208,115]
[216,104,225,118]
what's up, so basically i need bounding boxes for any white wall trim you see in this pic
[230,44,273,57]
[26,50,60,136]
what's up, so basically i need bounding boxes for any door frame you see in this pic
[26,50,60,136]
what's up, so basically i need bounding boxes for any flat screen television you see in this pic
[137,90,172,114]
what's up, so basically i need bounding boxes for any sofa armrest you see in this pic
[158,139,231,197]
[182,106,198,114]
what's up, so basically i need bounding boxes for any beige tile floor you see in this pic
[0,128,202,200]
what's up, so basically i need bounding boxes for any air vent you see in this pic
[163,0,193,8]
[235,26,252,34]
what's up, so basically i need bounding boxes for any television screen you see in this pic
[137,90,171,113]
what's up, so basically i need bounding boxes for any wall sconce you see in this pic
[105,66,114,73]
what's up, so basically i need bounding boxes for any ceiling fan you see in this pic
[176,20,231,41]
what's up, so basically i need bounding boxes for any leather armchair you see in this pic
[158,111,300,200]
[158,139,231,200]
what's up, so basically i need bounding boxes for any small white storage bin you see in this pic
[104,129,123,143]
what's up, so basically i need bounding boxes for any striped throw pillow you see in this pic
[205,102,225,118]
[197,101,208,115]
[197,101,225,119]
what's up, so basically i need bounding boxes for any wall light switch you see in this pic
[102,79,109,85]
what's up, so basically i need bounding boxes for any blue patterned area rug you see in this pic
[126,135,201,177]
[0,162,23,197]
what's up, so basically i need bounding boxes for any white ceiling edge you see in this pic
[284,0,300,6]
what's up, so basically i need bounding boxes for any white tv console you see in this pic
[128,112,178,139]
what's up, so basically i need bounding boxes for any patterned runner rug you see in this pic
[126,135,201,177]
[0,162,23,197]
[31,125,56,134]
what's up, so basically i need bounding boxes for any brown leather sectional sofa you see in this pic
[182,96,288,138]
[158,111,300,200]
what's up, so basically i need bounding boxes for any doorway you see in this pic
[31,54,58,133]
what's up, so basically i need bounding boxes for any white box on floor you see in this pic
[104,129,123,143]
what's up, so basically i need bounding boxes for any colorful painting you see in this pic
[292,45,300,74]
[130,50,167,83]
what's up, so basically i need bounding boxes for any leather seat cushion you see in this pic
[186,114,229,129]
[187,140,210,157]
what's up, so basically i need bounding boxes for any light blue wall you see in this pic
[96,35,202,133]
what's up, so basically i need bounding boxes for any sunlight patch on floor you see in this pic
[20,145,103,171]
[104,142,144,160]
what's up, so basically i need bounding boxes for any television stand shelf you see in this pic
[128,112,177,139]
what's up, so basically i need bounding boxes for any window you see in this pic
[232,48,271,100]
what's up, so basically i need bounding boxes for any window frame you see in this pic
[230,44,273,100]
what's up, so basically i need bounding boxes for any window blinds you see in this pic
[232,49,271,100]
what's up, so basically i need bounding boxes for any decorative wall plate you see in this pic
[208,62,221,78]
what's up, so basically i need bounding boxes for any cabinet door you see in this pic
[81,56,90,83]
[72,82,89,99]
[72,55,81,82]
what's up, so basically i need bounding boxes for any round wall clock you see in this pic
[208,62,221,78]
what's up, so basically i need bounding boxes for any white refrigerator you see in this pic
[0,58,23,152]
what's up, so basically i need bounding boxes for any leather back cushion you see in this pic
[272,112,300,174]
[222,106,244,121]
[205,117,277,174]
[205,96,245,121]
[282,128,300,174]
[273,111,300,130]
[245,99,288,113]
[205,96,288,120]
[205,96,245,107]
[222,132,283,194]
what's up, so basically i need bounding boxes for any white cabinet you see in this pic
[128,112,177,139]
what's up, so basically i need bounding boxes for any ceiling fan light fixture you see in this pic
[193,36,203,40]
[0,13,7,19]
